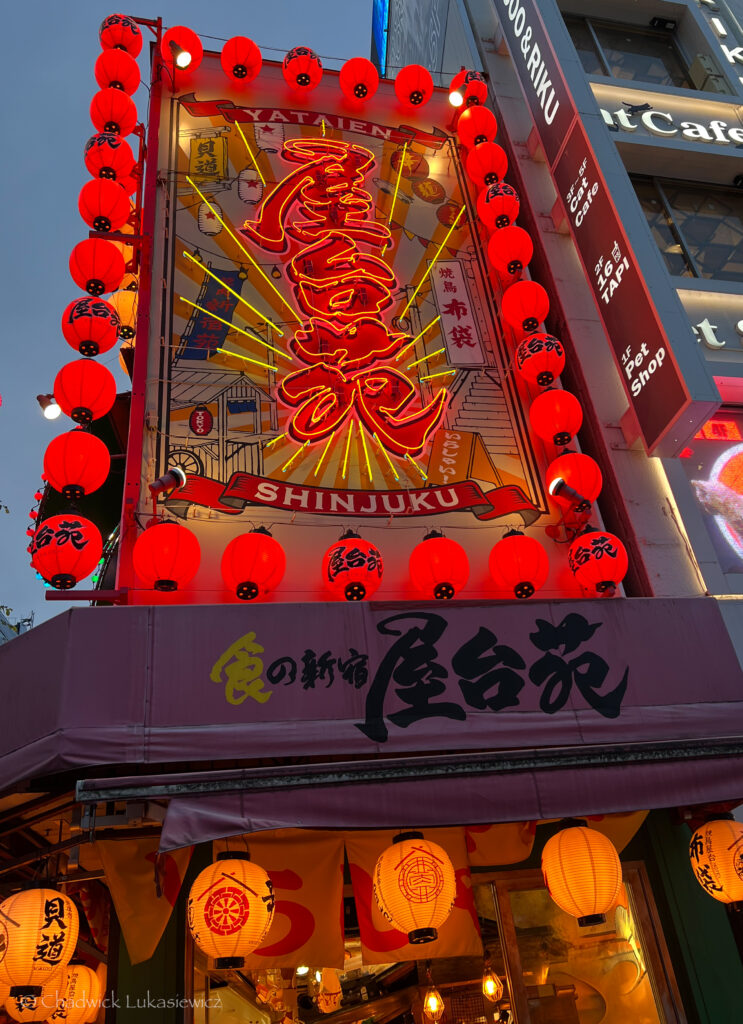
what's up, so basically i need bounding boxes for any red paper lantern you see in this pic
[69,238,125,295]
[450,69,487,107]
[395,64,433,107]
[546,452,602,512]
[133,521,201,592]
[489,530,549,599]
[54,360,117,425]
[409,533,469,600]
[84,132,135,181]
[282,47,323,91]
[117,170,139,195]
[487,225,533,276]
[30,514,103,590]
[568,530,628,594]
[529,389,583,447]
[340,57,379,102]
[220,36,262,82]
[221,528,286,600]
[161,26,204,75]
[90,88,137,136]
[188,403,213,436]
[99,14,142,56]
[78,179,131,233]
[43,431,111,501]
[515,333,565,388]
[457,105,497,148]
[477,182,520,230]
[501,280,549,333]
[94,48,140,93]
[322,532,383,601]
[465,142,508,190]
[62,297,120,357]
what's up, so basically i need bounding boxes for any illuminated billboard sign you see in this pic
[129,55,576,603]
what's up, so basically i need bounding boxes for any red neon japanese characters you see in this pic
[241,138,449,458]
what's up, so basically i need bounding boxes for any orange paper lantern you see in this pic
[373,832,456,944]
[187,853,275,968]
[541,825,622,926]
[0,889,79,994]
[54,966,102,1024]
[689,817,743,905]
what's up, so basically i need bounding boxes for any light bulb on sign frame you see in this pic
[169,40,192,68]
[37,394,62,420]
[449,89,464,107]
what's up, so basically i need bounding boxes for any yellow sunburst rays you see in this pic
[233,121,265,186]
[214,348,274,371]
[388,142,407,226]
[263,433,286,449]
[358,425,373,483]
[314,432,337,477]
[420,369,456,381]
[405,453,428,481]
[341,420,355,480]
[281,441,310,473]
[373,433,399,482]
[407,347,445,371]
[395,315,441,363]
[179,297,292,366]
[185,175,301,325]
[399,205,466,319]
[183,250,284,336]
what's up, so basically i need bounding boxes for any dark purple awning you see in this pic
[1,598,742,839]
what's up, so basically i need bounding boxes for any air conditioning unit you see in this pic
[689,54,729,93]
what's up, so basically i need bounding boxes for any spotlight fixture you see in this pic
[149,466,187,498]
[37,394,61,420]
[548,476,591,513]
[448,89,464,107]
[169,40,192,68]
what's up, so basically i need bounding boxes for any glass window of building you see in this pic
[564,17,693,89]
[631,178,743,282]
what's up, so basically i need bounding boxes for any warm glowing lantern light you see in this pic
[0,889,79,994]
[99,14,142,57]
[54,360,117,425]
[542,824,623,926]
[43,431,111,500]
[489,530,549,599]
[501,280,549,333]
[78,179,131,233]
[220,36,262,82]
[515,332,565,388]
[69,238,125,296]
[30,515,103,590]
[94,48,140,94]
[108,289,138,339]
[55,966,102,1024]
[373,831,456,944]
[487,225,533,276]
[568,530,628,594]
[450,68,487,107]
[409,533,469,600]
[457,105,497,148]
[5,985,62,1023]
[395,63,433,107]
[161,26,203,73]
[689,817,743,905]
[529,389,583,447]
[465,142,507,190]
[90,88,137,136]
[546,452,602,512]
[339,56,379,102]
[133,521,201,592]
[62,297,120,357]
[477,182,520,229]
[423,985,445,1022]
[221,529,286,601]
[481,966,504,1003]
[282,47,323,91]
[322,532,383,601]
[188,853,275,968]
[84,132,135,181]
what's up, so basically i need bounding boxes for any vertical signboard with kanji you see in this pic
[131,54,586,603]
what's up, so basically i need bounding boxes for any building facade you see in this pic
[2,6,743,1024]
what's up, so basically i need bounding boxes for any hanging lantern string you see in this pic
[185,175,301,323]
[400,205,466,318]
[179,297,293,362]
[182,249,285,335]
[233,120,266,186]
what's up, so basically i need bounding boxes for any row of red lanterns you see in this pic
[30,16,147,588]
[455,84,628,595]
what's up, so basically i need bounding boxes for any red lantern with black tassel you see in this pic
[322,530,383,601]
[221,528,286,601]
[568,529,628,595]
[489,530,549,599]
[409,531,469,600]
